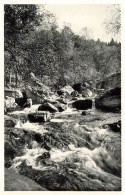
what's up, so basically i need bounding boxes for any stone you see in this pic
[4,89,23,98]
[60,85,74,95]
[25,72,51,104]
[95,87,121,112]
[4,97,15,109]
[71,90,79,98]
[5,168,47,191]
[72,82,90,93]
[38,103,59,113]
[8,112,27,124]
[100,121,121,133]
[82,110,92,115]
[72,99,92,110]
[28,111,50,123]
[4,115,16,127]
[5,141,17,159]
[48,100,67,112]
[36,152,50,165]
[82,89,93,97]
[15,90,27,107]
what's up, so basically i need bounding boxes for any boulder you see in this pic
[81,110,93,115]
[28,111,50,123]
[95,87,121,112]
[5,168,47,191]
[48,100,67,112]
[36,152,50,165]
[15,90,27,107]
[4,115,16,127]
[100,121,121,133]
[57,85,74,95]
[8,112,27,124]
[71,90,79,98]
[72,82,90,93]
[82,89,93,97]
[4,89,23,98]
[5,141,17,158]
[71,99,92,110]
[38,103,59,113]
[25,72,51,104]
[27,72,50,92]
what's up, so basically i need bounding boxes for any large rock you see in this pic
[71,99,92,110]
[100,121,121,133]
[5,168,47,191]
[4,97,15,107]
[72,82,90,93]
[4,115,16,127]
[15,90,27,107]
[4,89,23,98]
[95,87,121,112]
[25,72,51,104]
[48,100,67,112]
[38,103,59,113]
[57,85,74,96]
[8,112,28,123]
[5,141,17,159]
[28,111,50,123]
[82,89,93,97]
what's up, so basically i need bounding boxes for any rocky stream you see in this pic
[4,73,121,191]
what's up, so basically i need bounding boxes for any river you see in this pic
[7,103,121,191]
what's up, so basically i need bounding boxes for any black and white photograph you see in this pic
[2,0,123,192]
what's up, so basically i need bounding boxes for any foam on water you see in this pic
[50,119,74,123]
[23,104,41,113]
[15,121,47,134]
[11,145,47,171]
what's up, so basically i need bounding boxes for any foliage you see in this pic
[4,5,121,89]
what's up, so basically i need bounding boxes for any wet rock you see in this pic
[25,72,51,104]
[82,110,93,115]
[38,152,50,160]
[36,152,50,166]
[72,99,92,110]
[34,133,43,143]
[42,159,53,166]
[100,120,121,133]
[48,100,67,112]
[41,142,51,151]
[57,85,74,96]
[72,82,90,93]
[38,103,59,113]
[82,89,93,97]
[71,90,79,98]
[8,112,27,123]
[4,115,16,127]
[15,90,27,107]
[28,111,50,123]
[5,168,47,191]
[95,87,121,112]
[5,141,17,160]
[4,97,16,111]
[57,90,64,96]
[4,89,23,98]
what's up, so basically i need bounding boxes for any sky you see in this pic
[45,4,120,42]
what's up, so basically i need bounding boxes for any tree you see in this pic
[4,4,42,86]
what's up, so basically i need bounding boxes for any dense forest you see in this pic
[4,4,121,89]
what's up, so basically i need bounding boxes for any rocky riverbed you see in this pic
[4,103,121,191]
